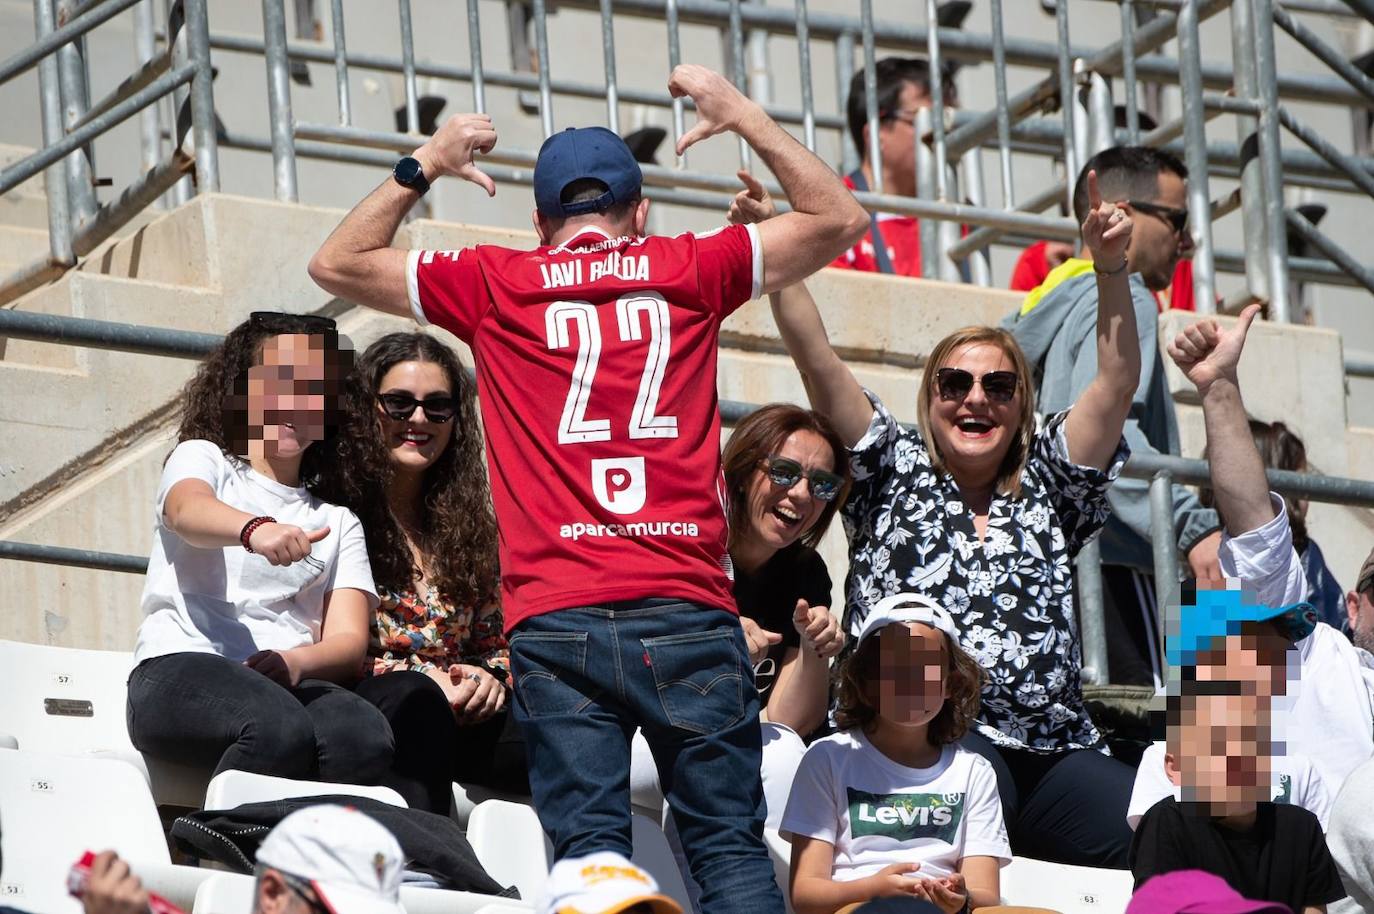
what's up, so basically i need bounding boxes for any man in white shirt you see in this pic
[1163,306,1374,797]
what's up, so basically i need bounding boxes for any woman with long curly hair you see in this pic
[127,312,394,786]
[315,332,524,814]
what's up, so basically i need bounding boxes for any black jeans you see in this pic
[961,729,1135,868]
[353,670,529,815]
[126,652,394,785]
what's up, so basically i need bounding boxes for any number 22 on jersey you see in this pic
[545,293,679,445]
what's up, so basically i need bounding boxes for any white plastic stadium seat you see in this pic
[467,799,555,902]
[629,812,692,912]
[0,639,210,807]
[999,857,1134,913]
[0,748,210,912]
[204,768,408,810]
[452,780,535,826]
[193,872,536,914]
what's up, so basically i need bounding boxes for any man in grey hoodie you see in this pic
[1007,147,1222,690]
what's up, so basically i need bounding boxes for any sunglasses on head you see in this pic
[377,392,457,423]
[934,368,1019,403]
[1127,199,1189,234]
[760,456,844,503]
[248,311,337,333]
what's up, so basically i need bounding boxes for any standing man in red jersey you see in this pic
[309,64,868,912]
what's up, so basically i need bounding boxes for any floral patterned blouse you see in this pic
[842,390,1128,753]
[366,582,510,678]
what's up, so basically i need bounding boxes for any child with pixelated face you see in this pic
[782,610,1009,914]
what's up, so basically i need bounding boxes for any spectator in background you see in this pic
[1165,306,1374,795]
[308,64,869,913]
[314,332,526,816]
[1199,420,1345,631]
[126,313,393,787]
[782,596,1009,914]
[79,806,407,914]
[732,169,1142,867]
[833,56,955,277]
[1344,548,1374,652]
[1328,757,1374,914]
[1008,147,1222,691]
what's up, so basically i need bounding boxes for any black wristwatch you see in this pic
[393,156,431,196]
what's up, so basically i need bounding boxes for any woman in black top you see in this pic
[730,170,1141,867]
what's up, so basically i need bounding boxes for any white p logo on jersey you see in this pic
[591,456,647,515]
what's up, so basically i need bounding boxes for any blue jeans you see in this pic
[508,600,783,914]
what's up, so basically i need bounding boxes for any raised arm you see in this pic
[729,173,873,445]
[1167,305,1274,535]
[308,114,499,315]
[1062,170,1142,471]
[669,65,868,293]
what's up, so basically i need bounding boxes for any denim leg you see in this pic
[126,652,316,779]
[509,612,636,860]
[294,678,396,785]
[632,609,784,914]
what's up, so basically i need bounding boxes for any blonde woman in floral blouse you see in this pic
[317,332,526,814]
[730,169,1142,867]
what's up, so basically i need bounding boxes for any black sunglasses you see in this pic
[1127,199,1189,235]
[249,311,337,333]
[276,869,333,914]
[934,368,1019,403]
[377,392,457,423]
[760,456,844,503]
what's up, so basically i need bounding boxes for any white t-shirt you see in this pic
[780,730,1010,882]
[1219,495,1374,793]
[1127,741,1333,830]
[134,440,377,665]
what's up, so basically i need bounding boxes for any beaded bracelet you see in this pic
[240,516,276,553]
[1094,258,1128,278]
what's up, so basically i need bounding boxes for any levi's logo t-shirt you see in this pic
[848,789,967,843]
[406,223,763,631]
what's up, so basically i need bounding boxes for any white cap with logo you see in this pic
[854,592,960,647]
[538,852,682,914]
[254,805,406,914]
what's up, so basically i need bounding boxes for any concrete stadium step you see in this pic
[0,188,51,231]
[0,225,50,261]
[0,143,45,198]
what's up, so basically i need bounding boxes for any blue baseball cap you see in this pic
[534,127,643,218]
[1166,583,1318,668]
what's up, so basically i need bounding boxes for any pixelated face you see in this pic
[872,622,948,728]
[1168,689,1273,815]
[927,342,1021,473]
[1194,624,1296,701]
[744,429,836,553]
[1349,588,1374,654]
[246,333,330,460]
[375,360,455,474]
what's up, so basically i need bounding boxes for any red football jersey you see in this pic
[829,174,924,276]
[406,224,761,631]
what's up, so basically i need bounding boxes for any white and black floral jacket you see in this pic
[841,390,1128,753]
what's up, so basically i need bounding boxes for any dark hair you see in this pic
[834,625,983,745]
[1199,419,1309,550]
[552,178,642,227]
[1071,146,1188,225]
[722,404,852,552]
[174,312,351,489]
[845,57,954,156]
[313,333,499,609]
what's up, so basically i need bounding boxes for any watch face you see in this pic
[395,157,422,184]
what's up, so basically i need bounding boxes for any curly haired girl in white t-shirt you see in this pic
[782,595,1010,914]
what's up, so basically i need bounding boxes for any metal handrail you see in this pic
[0,0,219,307]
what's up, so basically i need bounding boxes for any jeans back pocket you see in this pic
[508,631,594,718]
[641,629,745,735]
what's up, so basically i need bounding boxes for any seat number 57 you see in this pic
[545,294,679,444]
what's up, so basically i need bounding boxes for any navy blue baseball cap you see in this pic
[533,127,643,218]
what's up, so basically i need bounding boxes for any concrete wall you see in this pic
[0,194,1368,650]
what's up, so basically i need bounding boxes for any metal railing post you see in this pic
[836,30,858,176]
[531,0,554,138]
[989,0,1014,207]
[133,0,162,184]
[794,0,815,152]
[1076,538,1109,687]
[330,0,352,124]
[183,0,219,192]
[1054,0,1078,214]
[860,0,881,194]
[1084,72,1114,157]
[261,0,298,201]
[397,0,419,134]
[1230,0,1271,309]
[1120,0,1140,144]
[599,0,619,134]
[1178,0,1217,312]
[1250,0,1292,322]
[54,0,97,227]
[728,0,750,168]
[165,0,191,206]
[915,106,939,278]
[665,0,685,167]
[1150,471,1181,654]
[925,0,948,201]
[465,0,484,114]
[33,0,73,266]
[960,147,991,286]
